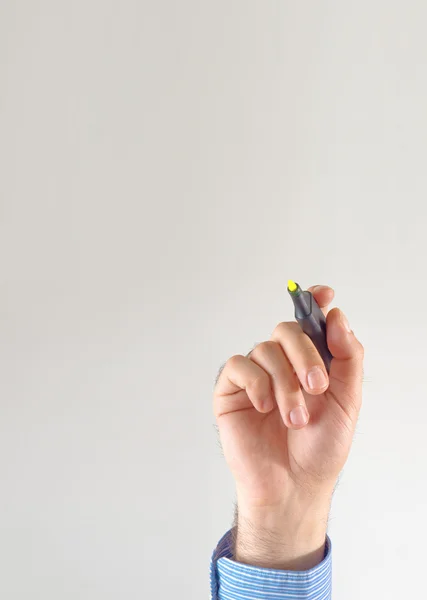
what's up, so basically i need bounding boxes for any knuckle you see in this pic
[272,321,298,339]
[251,340,278,358]
[272,321,286,337]
[225,354,245,373]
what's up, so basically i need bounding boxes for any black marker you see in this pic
[287,280,333,373]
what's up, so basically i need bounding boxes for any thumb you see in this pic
[326,307,364,418]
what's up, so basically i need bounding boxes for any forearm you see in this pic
[234,494,332,571]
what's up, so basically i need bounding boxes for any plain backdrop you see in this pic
[0,1,426,598]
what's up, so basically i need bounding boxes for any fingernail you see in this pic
[340,311,352,332]
[312,285,328,293]
[307,366,328,390]
[289,405,309,427]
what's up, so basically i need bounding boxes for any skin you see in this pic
[213,285,364,570]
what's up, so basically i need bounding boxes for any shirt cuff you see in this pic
[210,528,332,600]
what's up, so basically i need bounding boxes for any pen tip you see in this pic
[288,279,298,292]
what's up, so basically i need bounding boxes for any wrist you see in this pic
[234,492,332,571]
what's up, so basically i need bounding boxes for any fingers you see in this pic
[271,322,329,396]
[247,341,308,429]
[214,330,327,430]
[326,307,364,416]
[214,354,274,417]
[213,284,361,431]
[307,285,334,316]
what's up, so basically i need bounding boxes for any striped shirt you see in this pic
[210,529,332,599]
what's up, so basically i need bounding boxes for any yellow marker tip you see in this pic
[288,279,298,292]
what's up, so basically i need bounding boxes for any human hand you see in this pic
[213,285,364,569]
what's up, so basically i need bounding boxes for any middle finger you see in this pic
[271,321,330,395]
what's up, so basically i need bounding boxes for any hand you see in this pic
[213,285,364,569]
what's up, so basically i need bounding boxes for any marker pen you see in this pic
[287,280,333,373]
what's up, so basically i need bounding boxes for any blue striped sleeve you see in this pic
[210,529,332,600]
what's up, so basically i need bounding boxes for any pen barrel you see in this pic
[294,291,333,373]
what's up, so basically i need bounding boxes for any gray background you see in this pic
[0,1,425,598]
